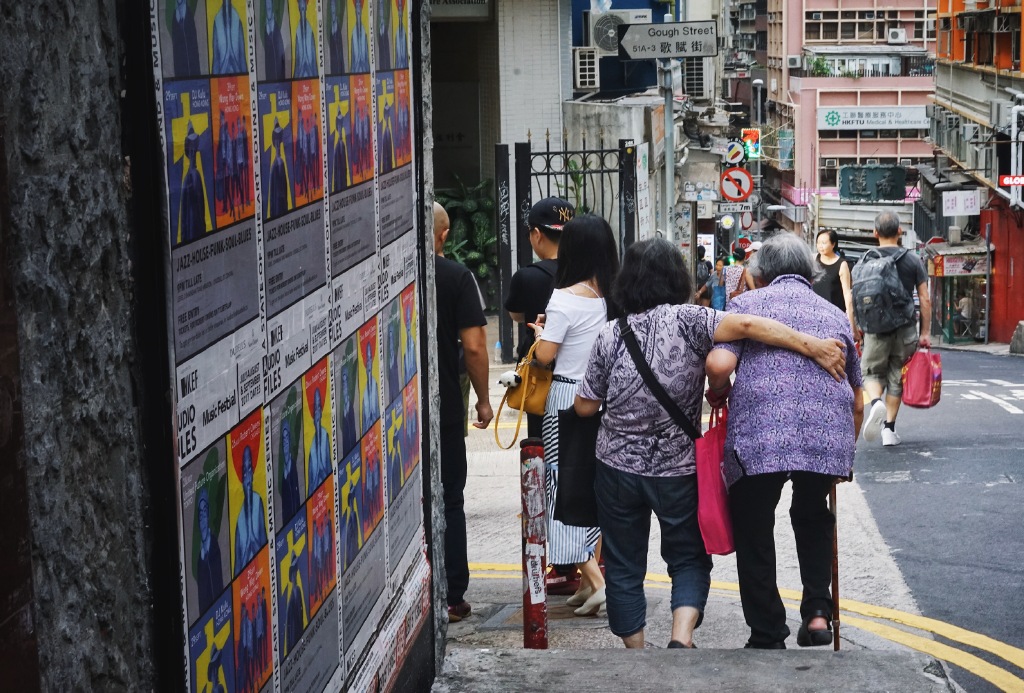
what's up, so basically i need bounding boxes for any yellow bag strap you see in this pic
[494,341,537,450]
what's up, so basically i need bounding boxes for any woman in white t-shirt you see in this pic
[530,213,620,617]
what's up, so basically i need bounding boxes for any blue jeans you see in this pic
[595,461,712,638]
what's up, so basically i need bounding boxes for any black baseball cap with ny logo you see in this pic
[528,197,575,232]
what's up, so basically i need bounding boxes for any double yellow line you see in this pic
[469,563,1024,692]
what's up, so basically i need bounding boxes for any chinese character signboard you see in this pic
[817,106,929,130]
[150,0,429,690]
[618,21,719,60]
[838,165,907,204]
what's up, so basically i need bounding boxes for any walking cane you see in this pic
[830,481,840,651]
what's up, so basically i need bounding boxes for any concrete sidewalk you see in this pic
[434,316,963,691]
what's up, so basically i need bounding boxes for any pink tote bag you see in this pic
[901,348,942,409]
[696,406,734,556]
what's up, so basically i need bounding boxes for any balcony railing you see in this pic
[799,56,935,78]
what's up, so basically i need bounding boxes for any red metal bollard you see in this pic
[519,437,548,649]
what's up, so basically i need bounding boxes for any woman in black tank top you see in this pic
[813,229,859,344]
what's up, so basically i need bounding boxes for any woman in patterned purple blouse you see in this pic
[575,238,847,650]
[707,232,864,650]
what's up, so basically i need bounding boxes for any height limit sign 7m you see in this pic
[618,21,719,61]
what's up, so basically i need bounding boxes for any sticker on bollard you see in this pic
[520,437,548,649]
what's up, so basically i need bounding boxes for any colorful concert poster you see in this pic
[361,421,384,540]
[374,0,392,71]
[227,409,268,578]
[206,0,249,76]
[347,0,371,74]
[188,590,235,693]
[182,439,230,625]
[357,317,380,435]
[400,282,417,385]
[164,80,215,247]
[339,446,363,573]
[306,475,337,617]
[256,0,291,81]
[402,378,419,481]
[385,397,404,505]
[257,83,295,221]
[302,358,333,494]
[270,381,306,528]
[334,334,360,457]
[275,510,310,661]
[349,74,374,185]
[326,77,351,194]
[232,548,272,693]
[324,0,346,75]
[376,73,396,174]
[159,0,208,79]
[211,76,255,228]
[394,69,412,167]
[288,0,318,79]
[382,297,402,407]
[291,79,323,208]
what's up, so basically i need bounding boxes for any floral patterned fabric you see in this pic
[713,275,863,488]
[578,304,724,477]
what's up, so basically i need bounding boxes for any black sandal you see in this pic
[796,610,833,647]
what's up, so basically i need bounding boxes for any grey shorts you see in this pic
[861,323,918,396]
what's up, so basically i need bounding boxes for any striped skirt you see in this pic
[543,378,601,565]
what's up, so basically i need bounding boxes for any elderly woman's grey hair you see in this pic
[748,232,822,285]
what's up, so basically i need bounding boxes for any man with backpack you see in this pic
[852,211,931,446]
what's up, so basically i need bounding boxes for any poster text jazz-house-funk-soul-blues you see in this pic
[152,1,426,690]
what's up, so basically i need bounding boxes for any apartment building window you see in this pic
[914,11,936,40]
[806,10,894,42]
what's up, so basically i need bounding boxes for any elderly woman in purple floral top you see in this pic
[707,232,864,650]
[575,238,847,650]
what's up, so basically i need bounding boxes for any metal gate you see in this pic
[495,131,636,363]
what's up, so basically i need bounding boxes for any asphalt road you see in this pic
[855,349,1024,692]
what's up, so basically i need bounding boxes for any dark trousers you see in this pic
[440,422,469,605]
[729,471,835,646]
[526,412,543,441]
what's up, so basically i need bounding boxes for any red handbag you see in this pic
[901,348,942,409]
[696,407,734,556]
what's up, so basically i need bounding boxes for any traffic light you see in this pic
[741,128,761,160]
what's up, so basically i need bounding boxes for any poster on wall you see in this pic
[151,0,429,690]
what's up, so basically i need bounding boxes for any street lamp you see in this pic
[752,79,764,238]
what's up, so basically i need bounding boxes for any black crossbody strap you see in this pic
[617,317,702,441]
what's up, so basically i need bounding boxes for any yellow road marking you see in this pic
[488,415,712,431]
[469,562,1024,685]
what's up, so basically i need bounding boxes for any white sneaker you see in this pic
[861,399,886,442]
[881,428,902,446]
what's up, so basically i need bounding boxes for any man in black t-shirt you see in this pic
[433,202,493,622]
[858,211,932,448]
[504,197,574,438]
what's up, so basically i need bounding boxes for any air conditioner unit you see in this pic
[866,158,880,165]
[899,158,913,166]
[585,9,653,56]
[825,158,839,167]
[864,11,875,19]
[811,12,823,20]
[990,99,1013,128]
[787,55,803,69]
[887,27,908,44]
[770,78,778,92]
[961,123,980,141]
[572,47,600,91]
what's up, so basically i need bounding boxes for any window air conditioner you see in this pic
[825,158,839,167]
[866,158,880,165]
[864,11,875,19]
[787,55,803,69]
[887,28,908,44]
[585,9,653,56]
[573,47,600,91]
[811,12,823,20]
[899,158,913,166]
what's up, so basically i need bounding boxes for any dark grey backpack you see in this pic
[851,248,915,334]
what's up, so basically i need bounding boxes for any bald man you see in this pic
[432,201,492,622]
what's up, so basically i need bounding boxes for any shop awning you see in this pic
[924,241,992,277]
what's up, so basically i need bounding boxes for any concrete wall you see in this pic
[0,1,156,690]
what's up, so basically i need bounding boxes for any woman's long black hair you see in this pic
[554,213,621,318]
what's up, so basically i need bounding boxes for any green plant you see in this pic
[807,56,831,77]
[436,176,499,309]
[556,160,593,214]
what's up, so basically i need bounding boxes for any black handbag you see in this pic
[553,406,604,527]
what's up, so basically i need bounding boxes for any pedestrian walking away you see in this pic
[432,202,494,623]
[706,233,863,650]
[529,213,619,617]
[575,238,850,650]
[853,211,931,447]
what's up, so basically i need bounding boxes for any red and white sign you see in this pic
[999,174,1024,186]
[720,167,754,202]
